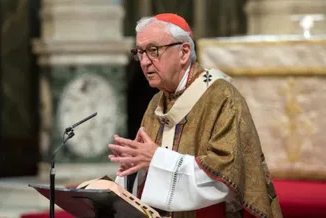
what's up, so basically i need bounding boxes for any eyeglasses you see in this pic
[131,42,183,61]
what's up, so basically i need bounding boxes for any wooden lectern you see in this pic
[29,178,162,218]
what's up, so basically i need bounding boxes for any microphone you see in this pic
[50,112,97,218]
[64,112,97,133]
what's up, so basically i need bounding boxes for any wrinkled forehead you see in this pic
[136,22,173,48]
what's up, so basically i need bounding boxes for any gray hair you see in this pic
[135,17,197,62]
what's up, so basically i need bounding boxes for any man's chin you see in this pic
[148,81,160,89]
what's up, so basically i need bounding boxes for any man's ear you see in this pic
[180,42,191,64]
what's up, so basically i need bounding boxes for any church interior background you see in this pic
[1,0,326,217]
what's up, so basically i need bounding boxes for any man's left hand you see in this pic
[108,127,158,177]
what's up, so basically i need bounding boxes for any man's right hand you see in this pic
[108,127,158,177]
[108,127,144,175]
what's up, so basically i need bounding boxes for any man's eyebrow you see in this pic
[136,42,160,49]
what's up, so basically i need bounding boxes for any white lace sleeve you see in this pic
[140,147,231,212]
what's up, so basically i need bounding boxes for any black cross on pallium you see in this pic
[161,117,170,125]
[203,72,212,86]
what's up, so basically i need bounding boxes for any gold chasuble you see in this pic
[140,63,283,218]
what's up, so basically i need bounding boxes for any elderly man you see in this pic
[108,13,282,218]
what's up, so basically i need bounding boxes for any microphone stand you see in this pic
[48,112,97,218]
[50,130,75,218]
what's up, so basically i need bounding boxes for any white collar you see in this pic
[175,63,191,92]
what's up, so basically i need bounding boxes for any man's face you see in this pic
[136,22,183,92]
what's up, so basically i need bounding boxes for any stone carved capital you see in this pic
[40,4,124,20]
[33,38,134,66]
[34,0,134,66]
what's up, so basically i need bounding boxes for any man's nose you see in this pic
[140,53,152,67]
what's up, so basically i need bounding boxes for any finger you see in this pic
[109,150,132,158]
[109,154,131,160]
[108,144,137,156]
[114,135,134,147]
[135,127,145,142]
[118,165,127,173]
[117,164,143,177]
[108,144,121,156]
[121,162,134,169]
[118,163,134,173]
[108,143,121,156]
[109,155,137,164]
[108,154,117,159]
[114,135,128,147]
[138,127,153,143]
[114,136,139,149]
[113,134,119,143]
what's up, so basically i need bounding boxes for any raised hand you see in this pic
[108,127,158,177]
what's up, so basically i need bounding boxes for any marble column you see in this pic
[193,0,207,38]
[245,0,326,35]
[0,0,39,178]
[138,0,152,17]
[33,0,133,182]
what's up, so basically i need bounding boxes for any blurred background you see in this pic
[0,0,326,217]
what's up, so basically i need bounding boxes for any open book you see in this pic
[29,176,162,218]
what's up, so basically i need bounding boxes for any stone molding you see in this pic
[40,0,123,17]
[33,0,134,66]
[33,38,134,66]
[198,36,326,76]
[39,0,125,40]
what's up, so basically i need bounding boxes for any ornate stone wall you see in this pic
[233,76,326,180]
[198,37,326,180]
